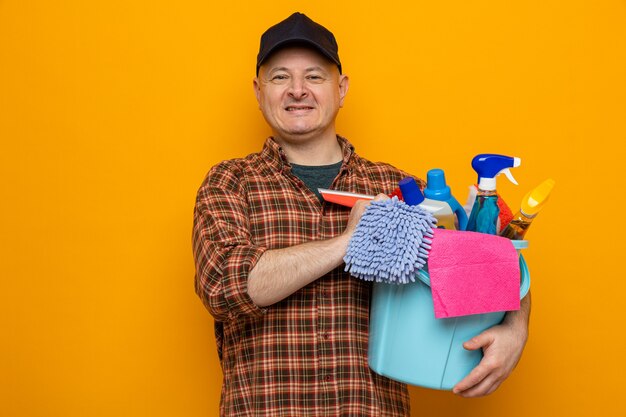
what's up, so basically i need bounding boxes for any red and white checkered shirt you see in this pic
[193,137,422,416]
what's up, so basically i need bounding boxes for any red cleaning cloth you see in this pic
[497,194,514,231]
[427,229,520,319]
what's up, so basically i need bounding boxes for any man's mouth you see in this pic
[285,106,315,111]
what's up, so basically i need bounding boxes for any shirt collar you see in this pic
[261,136,356,174]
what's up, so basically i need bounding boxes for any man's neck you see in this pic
[274,133,343,166]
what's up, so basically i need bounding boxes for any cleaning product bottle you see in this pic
[423,169,469,230]
[466,154,521,235]
[398,177,451,229]
[500,178,555,240]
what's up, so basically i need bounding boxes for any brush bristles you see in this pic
[343,197,437,284]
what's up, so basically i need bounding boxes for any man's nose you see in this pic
[288,78,308,99]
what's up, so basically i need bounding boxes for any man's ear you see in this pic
[338,74,349,108]
[253,77,261,106]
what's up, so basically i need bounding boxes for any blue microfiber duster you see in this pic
[344,197,437,284]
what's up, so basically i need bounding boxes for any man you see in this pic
[193,12,530,416]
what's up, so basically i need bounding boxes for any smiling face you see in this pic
[253,46,349,145]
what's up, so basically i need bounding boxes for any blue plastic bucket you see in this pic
[368,240,530,390]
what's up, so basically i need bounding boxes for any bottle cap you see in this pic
[424,169,452,201]
[398,177,424,206]
[521,178,556,216]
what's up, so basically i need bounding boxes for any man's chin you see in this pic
[279,127,318,140]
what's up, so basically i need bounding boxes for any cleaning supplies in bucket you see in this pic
[343,194,523,318]
[323,163,538,391]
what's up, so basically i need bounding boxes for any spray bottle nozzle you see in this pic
[471,154,521,191]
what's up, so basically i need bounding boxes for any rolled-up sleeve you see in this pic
[192,162,267,322]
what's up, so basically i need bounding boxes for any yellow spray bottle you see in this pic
[500,178,556,240]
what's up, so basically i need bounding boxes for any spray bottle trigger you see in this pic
[501,168,518,186]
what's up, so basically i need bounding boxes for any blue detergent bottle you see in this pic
[466,154,521,235]
[423,169,468,231]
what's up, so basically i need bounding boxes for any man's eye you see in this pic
[271,74,288,81]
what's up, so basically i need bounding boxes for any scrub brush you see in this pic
[344,197,437,284]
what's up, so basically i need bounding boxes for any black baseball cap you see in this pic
[256,12,342,75]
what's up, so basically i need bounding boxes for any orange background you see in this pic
[1,1,625,416]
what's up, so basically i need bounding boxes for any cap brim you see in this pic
[257,38,341,74]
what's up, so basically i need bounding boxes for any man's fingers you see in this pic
[463,331,494,351]
[452,362,489,394]
[452,341,503,395]
[453,323,527,397]
[454,374,501,398]
[343,199,371,237]
[454,335,509,395]
[353,199,370,209]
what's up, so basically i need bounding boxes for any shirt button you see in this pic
[325,375,332,382]
[322,332,330,340]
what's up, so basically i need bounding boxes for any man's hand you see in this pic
[452,294,531,397]
[343,194,389,238]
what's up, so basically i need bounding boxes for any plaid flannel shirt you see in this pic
[193,137,423,416]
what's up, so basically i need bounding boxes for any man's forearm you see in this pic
[503,292,531,333]
[247,234,351,307]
